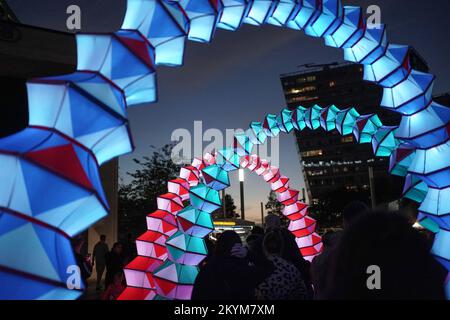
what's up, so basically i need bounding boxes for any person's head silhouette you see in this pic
[326,211,447,300]
[215,231,241,257]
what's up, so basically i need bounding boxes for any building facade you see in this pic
[280,55,428,208]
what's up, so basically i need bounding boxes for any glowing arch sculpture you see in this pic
[118,101,427,300]
[118,149,320,300]
[0,0,448,299]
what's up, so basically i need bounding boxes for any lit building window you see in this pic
[296,76,317,83]
[308,170,324,176]
[301,149,323,157]
[329,81,336,87]
[288,96,319,103]
[289,86,316,94]
[341,136,353,143]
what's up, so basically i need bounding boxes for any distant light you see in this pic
[239,168,245,182]
[214,221,236,226]
[412,221,424,229]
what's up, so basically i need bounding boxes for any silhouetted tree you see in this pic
[265,191,283,216]
[118,144,181,237]
[224,194,238,218]
[265,191,290,227]
[212,193,239,219]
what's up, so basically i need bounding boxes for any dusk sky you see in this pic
[8,0,450,223]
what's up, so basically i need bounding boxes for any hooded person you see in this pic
[192,231,268,300]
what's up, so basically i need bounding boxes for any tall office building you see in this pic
[280,52,428,207]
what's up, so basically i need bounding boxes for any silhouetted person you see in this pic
[246,216,276,270]
[265,214,281,231]
[324,211,447,300]
[92,234,109,290]
[199,236,216,269]
[248,214,312,296]
[192,231,268,300]
[245,225,264,253]
[310,230,339,299]
[309,201,369,298]
[248,214,282,265]
[105,242,124,289]
[255,230,309,300]
[72,237,92,288]
[246,233,261,252]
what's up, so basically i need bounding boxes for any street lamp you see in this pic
[239,168,245,182]
[239,169,245,221]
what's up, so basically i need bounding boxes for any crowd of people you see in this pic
[193,203,448,300]
[73,202,448,300]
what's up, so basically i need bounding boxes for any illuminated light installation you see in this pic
[119,148,318,300]
[26,77,133,165]
[0,128,106,299]
[304,104,322,130]
[0,0,448,298]
[320,104,340,131]
[75,31,157,107]
[122,101,399,299]
[121,0,189,66]
[403,174,428,204]
[335,107,360,135]
[120,157,211,300]
[240,154,322,261]
[0,21,158,299]
[178,0,218,42]
[121,99,448,299]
